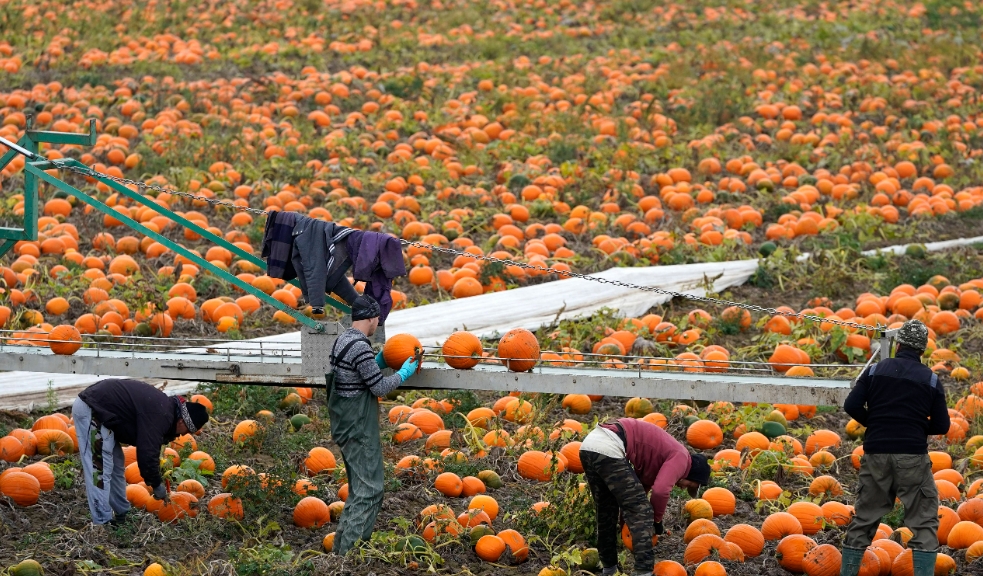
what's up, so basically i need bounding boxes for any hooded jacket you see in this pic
[78,379,179,488]
[347,230,406,324]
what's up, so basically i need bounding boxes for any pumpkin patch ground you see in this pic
[5,0,983,573]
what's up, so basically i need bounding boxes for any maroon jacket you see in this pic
[601,418,692,522]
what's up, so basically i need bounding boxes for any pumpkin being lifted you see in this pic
[497,328,540,372]
[383,333,423,369]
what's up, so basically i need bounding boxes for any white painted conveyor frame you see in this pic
[0,345,853,405]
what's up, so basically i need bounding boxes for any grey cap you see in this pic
[896,319,929,351]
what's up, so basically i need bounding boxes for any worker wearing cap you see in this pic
[841,319,950,576]
[73,379,209,525]
[329,294,419,555]
[580,417,711,576]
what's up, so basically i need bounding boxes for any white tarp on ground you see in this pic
[388,258,760,347]
[2,234,982,410]
[0,374,197,413]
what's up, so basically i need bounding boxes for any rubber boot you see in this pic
[911,549,937,576]
[839,546,865,576]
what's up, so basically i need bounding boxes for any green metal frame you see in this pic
[0,119,353,331]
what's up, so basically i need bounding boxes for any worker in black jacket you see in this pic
[840,320,950,576]
[73,379,209,525]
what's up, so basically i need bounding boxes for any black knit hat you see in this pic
[686,453,712,487]
[351,294,381,321]
[186,402,209,431]
[177,397,209,433]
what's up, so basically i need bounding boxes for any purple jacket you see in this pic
[347,230,406,324]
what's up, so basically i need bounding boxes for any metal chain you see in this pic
[52,160,877,333]
[55,161,270,215]
[400,239,876,332]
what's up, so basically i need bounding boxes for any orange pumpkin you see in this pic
[232,419,259,443]
[497,328,540,372]
[468,495,500,521]
[809,475,844,498]
[517,450,564,482]
[126,484,152,509]
[684,498,714,522]
[653,560,688,576]
[31,414,69,433]
[21,462,54,491]
[156,491,198,523]
[208,493,244,520]
[702,487,735,516]
[724,524,764,557]
[434,472,464,497]
[0,436,24,462]
[8,429,37,457]
[407,409,445,434]
[761,511,803,541]
[176,479,205,499]
[442,331,483,369]
[684,518,720,543]
[686,419,723,450]
[0,471,40,506]
[221,465,255,490]
[694,561,727,576]
[293,496,331,528]
[947,520,983,549]
[788,501,825,535]
[383,333,423,369]
[561,394,592,414]
[800,543,841,576]
[559,441,583,474]
[48,324,82,355]
[304,447,337,475]
[475,534,506,561]
[684,534,744,564]
[497,529,529,563]
[33,429,74,456]
[775,534,817,573]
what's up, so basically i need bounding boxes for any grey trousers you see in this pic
[72,397,129,524]
[844,453,939,550]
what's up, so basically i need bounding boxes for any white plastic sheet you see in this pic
[385,259,761,347]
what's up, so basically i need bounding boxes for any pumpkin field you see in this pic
[4,0,983,574]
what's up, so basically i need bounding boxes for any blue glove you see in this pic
[396,356,419,381]
[375,350,387,369]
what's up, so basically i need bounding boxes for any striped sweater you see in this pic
[332,328,403,398]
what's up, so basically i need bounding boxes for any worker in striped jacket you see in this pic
[328,295,419,555]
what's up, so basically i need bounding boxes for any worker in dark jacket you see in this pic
[579,418,711,576]
[329,295,418,554]
[73,379,209,525]
[840,320,949,576]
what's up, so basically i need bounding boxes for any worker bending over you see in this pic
[73,379,209,525]
[840,319,950,576]
[329,295,419,554]
[580,417,711,575]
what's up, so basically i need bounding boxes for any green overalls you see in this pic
[328,347,386,554]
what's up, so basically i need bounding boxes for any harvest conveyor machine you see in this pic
[0,324,892,405]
